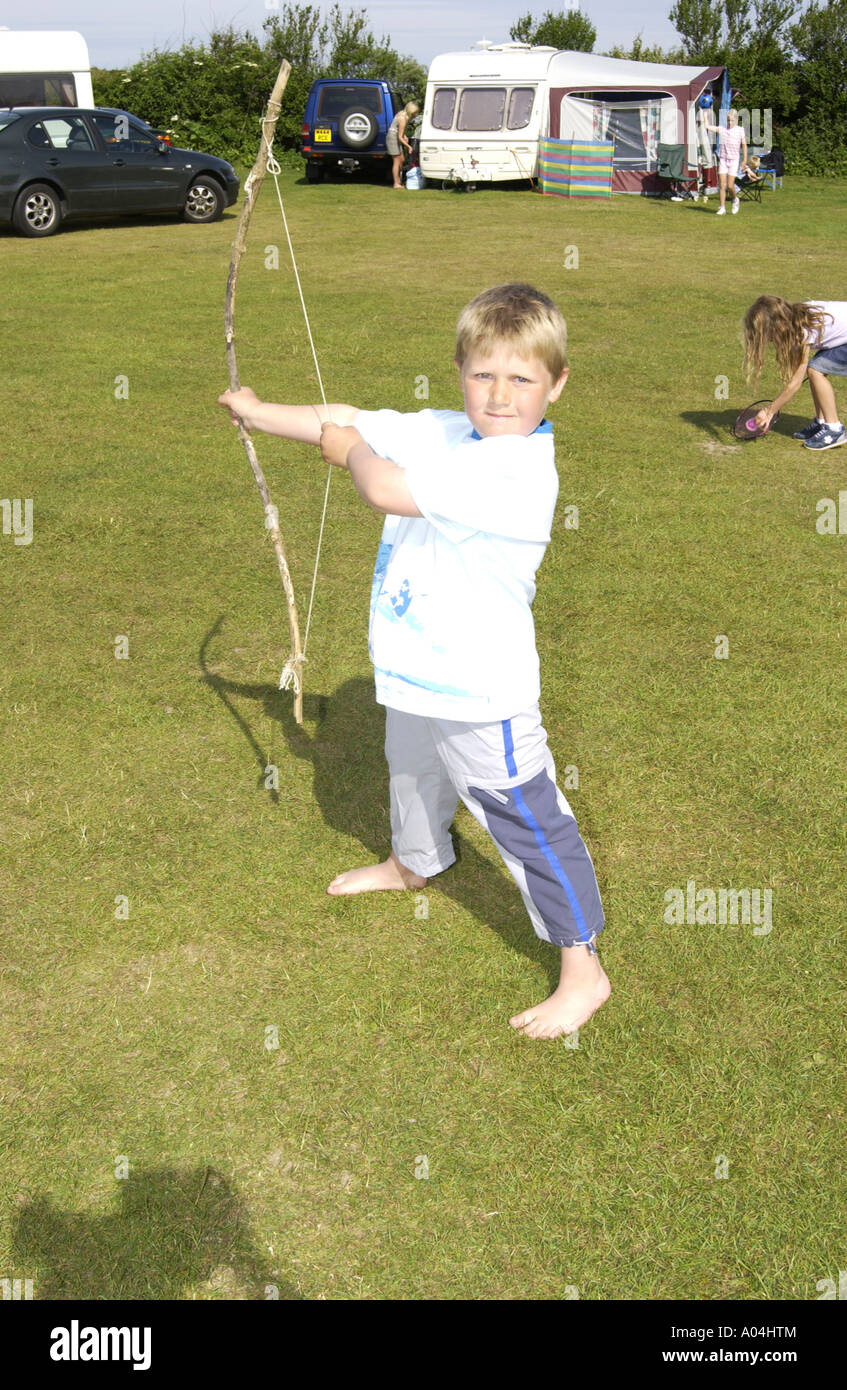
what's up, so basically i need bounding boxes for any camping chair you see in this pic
[736,163,763,203]
[757,148,784,190]
[656,142,699,200]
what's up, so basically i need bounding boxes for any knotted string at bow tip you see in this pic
[225,56,333,726]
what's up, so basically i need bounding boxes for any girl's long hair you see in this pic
[743,295,831,384]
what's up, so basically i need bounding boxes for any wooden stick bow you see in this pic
[224,58,304,724]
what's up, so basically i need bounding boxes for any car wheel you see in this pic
[338,107,378,150]
[13,183,62,237]
[305,160,323,184]
[183,176,224,223]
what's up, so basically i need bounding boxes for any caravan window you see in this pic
[457,88,506,132]
[507,88,535,130]
[0,72,77,106]
[432,88,456,129]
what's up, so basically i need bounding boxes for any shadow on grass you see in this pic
[11,1165,298,1300]
[293,169,393,188]
[680,408,811,442]
[200,616,283,804]
[677,200,721,213]
[199,616,558,987]
[665,198,773,213]
[0,210,239,239]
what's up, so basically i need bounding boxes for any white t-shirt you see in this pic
[354,408,559,721]
[805,302,847,351]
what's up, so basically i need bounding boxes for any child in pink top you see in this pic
[703,108,751,215]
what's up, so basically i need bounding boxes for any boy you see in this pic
[219,283,610,1040]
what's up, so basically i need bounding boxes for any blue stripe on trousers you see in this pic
[468,769,604,949]
[501,718,518,777]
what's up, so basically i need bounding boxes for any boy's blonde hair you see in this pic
[455,283,568,377]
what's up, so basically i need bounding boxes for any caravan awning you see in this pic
[546,51,724,104]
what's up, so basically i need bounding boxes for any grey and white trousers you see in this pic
[385,705,604,951]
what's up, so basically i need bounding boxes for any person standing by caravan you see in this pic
[702,108,750,215]
[387,102,419,188]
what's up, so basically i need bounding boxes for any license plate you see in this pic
[315,128,331,142]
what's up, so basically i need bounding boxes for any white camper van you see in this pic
[420,43,727,193]
[0,30,94,109]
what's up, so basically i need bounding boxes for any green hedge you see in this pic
[92,12,426,166]
[776,120,847,176]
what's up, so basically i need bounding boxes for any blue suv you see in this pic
[301,79,405,182]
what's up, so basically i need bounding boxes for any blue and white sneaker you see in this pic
[804,423,846,451]
[793,420,824,440]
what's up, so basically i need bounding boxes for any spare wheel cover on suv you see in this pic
[338,106,379,149]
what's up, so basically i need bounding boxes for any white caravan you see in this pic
[420,44,556,186]
[0,30,94,109]
[419,43,728,192]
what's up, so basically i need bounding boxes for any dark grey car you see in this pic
[0,107,240,236]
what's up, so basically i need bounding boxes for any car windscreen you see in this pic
[317,86,383,118]
[0,110,23,132]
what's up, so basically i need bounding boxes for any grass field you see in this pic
[1,169,845,1302]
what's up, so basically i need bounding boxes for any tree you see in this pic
[668,0,799,128]
[666,0,846,172]
[667,0,723,59]
[94,6,426,163]
[783,0,847,172]
[669,0,797,64]
[264,5,425,147]
[604,33,685,62]
[260,5,328,150]
[510,8,596,52]
[789,0,847,117]
[93,29,276,161]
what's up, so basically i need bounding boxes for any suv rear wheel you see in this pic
[338,107,378,150]
[305,160,323,183]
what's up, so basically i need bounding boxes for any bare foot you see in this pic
[510,949,611,1040]
[327,853,426,896]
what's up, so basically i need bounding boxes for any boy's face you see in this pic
[457,348,568,439]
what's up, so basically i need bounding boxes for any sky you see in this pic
[0,1,687,69]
